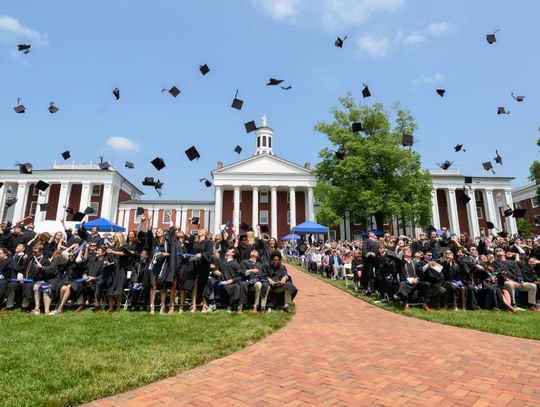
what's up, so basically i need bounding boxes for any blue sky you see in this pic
[1,0,539,200]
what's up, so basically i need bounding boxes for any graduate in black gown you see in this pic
[0,247,16,307]
[77,244,109,311]
[239,249,267,312]
[190,228,215,312]
[167,228,192,313]
[148,227,170,315]
[104,232,131,312]
[204,248,244,313]
[264,250,297,312]
[51,247,85,313]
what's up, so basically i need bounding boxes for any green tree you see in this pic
[314,93,433,232]
[516,219,534,237]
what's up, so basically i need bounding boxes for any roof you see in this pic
[213,153,313,176]
[122,199,214,206]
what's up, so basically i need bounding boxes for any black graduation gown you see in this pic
[104,247,130,296]
[191,238,215,298]
[151,237,170,288]
[205,259,244,306]
[265,264,298,300]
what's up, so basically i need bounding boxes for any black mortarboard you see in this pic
[62,151,71,160]
[280,85,292,90]
[459,194,471,205]
[191,217,200,225]
[362,84,371,98]
[99,162,110,170]
[497,231,508,238]
[231,89,243,110]
[165,86,180,97]
[84,206,95,215]
[511,93,525,102]
[18,44,31,53]
[436,89,445,97]
[486,221,495,229]
[335,35,347,48]
[352,122,363,133]
[244,120,257,133]
[438,160,453,170]
[482,161,493,172]
[240,222,249,230]
[151,157,166,171]
[48,102,59,113]
[14,103,25,114]
[454,144,464,152]
[136,207,144,216]
[185,146,200,161]
[39,203,49,212]
[464,176,473,184]
[402,134,414,147]
[35,180,49,192]
[113,88,120,100]
[65,207,74,214]
[260,225,269,233]
[512,208,527,218]
[497,107,510,115]
[17,163,32,174]
[142,177,156,186]
[199,64,210,75]
[125,161,134,169]
[0,182,3,189]
[486,30,499,45]
[266,78,284,86]
[199,178,212,188]
[154,180,164,196]
[5,197,17,208]
[494,150,503,165]
[234,145,242,154]
[503,207,514,217]
[335,148,345,160]
[72,212,86,222]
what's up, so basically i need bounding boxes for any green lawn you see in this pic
[0,309,293,407]
[295,265,540,340]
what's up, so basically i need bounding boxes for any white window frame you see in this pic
[474,190,481,201]
[476,207,483,219]
[192,209,201,219]
[163,209,172,224]
[30,201,37,216]
[92,185,101,196]
[90,202,99,216]
[287,211,291,225]
[260,191,269,203]
[260,210,269,225]
[534,215,540,227]
[532,196,539,208]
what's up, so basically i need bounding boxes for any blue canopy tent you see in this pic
[292,221,329,235]
[281,233,302,241]
[76,218,126,232]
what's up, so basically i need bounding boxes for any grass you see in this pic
[0,309,293,407]
[294,264,540,341]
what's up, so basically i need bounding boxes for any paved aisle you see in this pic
[86,265,540,406]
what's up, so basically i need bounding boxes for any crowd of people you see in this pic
[0,211,298,315]
[286,228,540,313]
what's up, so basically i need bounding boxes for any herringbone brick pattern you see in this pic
[85,265,540,406]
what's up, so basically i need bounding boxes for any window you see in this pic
[32,185,39,196]
[260,191,268,203]
[474,190,481,201]
[328,230,336,241]
[535,215,540,227]
[532,196,539,208]
[287,211,291,225]
[353,213,362,225]
[514,201,522,209]
[257,137,260,148]
[90,202,99,215]
[29,201,37,215]
[269,137,272,148]
[260,210,269,225]
[163,209,171,223]
[135,211,142,224]
[192,209,200,219]
[92,185,101,196]
[476,207,483,219]
[262,136,266,147]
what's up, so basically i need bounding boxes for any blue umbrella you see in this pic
[281,233,302,241]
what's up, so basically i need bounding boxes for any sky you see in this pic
[1,0,539,200]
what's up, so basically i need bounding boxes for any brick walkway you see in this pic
[86,265,540,406]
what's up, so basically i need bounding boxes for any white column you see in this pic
[12,182,29,222]
[108,186,120,222]
[252,186,259,232]
[431,188,441,229]
[465,188,480,238]
[181,208,188,232]
[502,190,518,235]
[123,209,131,228]
[79,182,92,213]
[482,188,499,230]
[56,182,71,221]
[203,209,210,230]
[339,221,345,240]
[35,187,50,223]
[289,187,296,229]
[0,184,8,222]
[208,210,213,234]
[233,186,241,232]
[445,188,460,234]
[307,187,314,222]
[101,183,113,220]
[152,209,159,229]
[304,190,308,223]
[214,186,223,234]
[271,186,278,238]
[344,211,351,241]
[175,207,182,227]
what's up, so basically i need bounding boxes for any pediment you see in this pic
[215,155,311,175]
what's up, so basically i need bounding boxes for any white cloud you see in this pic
[357,35,390,58]
[402,32,425,45]
[411,72,445,86]
[428,21,453,36]
[0,15,48,44]
[252,0,405,31]
[106,136,139,152]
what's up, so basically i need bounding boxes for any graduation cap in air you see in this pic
[335,35,347,48]
[39,203,49,212]
[199,178,212,188]
[234,145,242,154]
[511,93,525,102]
[125,161,134,169]
[486,221,495,230]
[240,222,250,231]
[0,182,3,189]
[513,208,527,218]
[13,98,25,114]
[48,102,59,113]
[266,78,284,86]
[35,180,49,192]
[16,163,32,174]
[280,85,292,90]
[112,88,120,100]
[494,150,503,165]
[162,86,180,97]
[84,206,95,215]
[437,160,453,170]
[142,177,156,186]
[231,89,243,110]
[136,207,145,216]
[72,212,86,222]
[191,217,200,225]
[260,225,269,233]
[151,157,166,171]
[459,194,471,205]
[185,146,200,161]
[402,134,414,147]
[17,44,31,53]
[362,84,371,98]
[62,151,71,160]
[5,197,17,208]
[352,122,364,133]
[335,147,345,160]
[65,207,74,215]
[98,162,111,170]
[199,64,210,75]
[454,144,465,152]
[482,161,495,174]
[244,120,257,133]
[486,29,500,45]
[497,106,510,115]
[464,176,473,184]
[154,180,164,197]
[436,89,445,97]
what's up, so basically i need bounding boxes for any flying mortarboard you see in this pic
[464,176,473,184]
[48,102,59,113]
[199,178,212,188]
[163,86,180,97]
[17,44,31,53]
[151,157,166,171]
[482,161,495,174]
[511,92,525,102]
[185,146,200,161]
[280,85,292,90]
[512,208,527,218]
[486,29,500,45]
[437,160,453,170]
[335,148,345,160]
[352,122,363,133]
[436,89,445,97]
[402,134,414,147]
[136,207,145,216]
[98,162,110,170]
[234,145,242,154]
[191,217,200,225]
[39,203,49,212]
[335,35,347,48]
[494,150,503,165]
[5,197,17,208]
[486,221,495,229]
[17,163,32,174]
[72,212,86,222]
[497,106,510,115]
[142,177,156,186]
[503,207,514,217]
[154,180,164,197]
[260,225,269,233]
[459,194,471,205]
[244,120,257,133]
[112,88,120,100]
[35,180,49,192]
[14,99,25,113]
[240,222,250,231]
[199,64,210,75]
[84,206,95,215]
[231,89,243,110]
[362,84,371,98]
[454,144,465,152]
[62,151,71,160]
[266,78,284,86]
[65,207,74,215]
[0,182,3,189]
[125,161,134,169]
